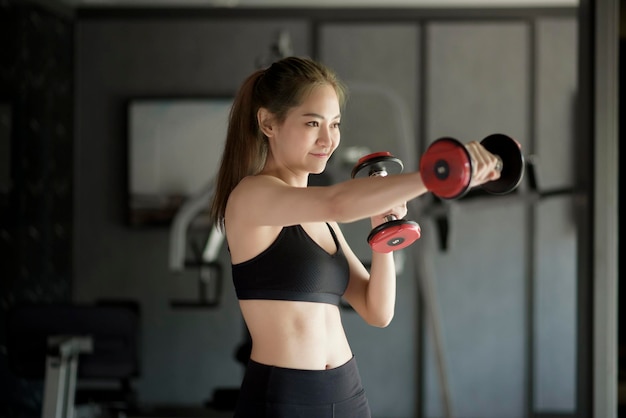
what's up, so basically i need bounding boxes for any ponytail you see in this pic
[209,69,267,230]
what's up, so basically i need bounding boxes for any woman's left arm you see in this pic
[333,206,404,327]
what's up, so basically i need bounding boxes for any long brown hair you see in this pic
[209,56,347,230]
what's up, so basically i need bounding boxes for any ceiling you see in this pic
[58,0,578,8]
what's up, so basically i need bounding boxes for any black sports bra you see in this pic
[231,223,350,306]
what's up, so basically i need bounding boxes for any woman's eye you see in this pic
[307,121,320,127]
[333,122,341,129]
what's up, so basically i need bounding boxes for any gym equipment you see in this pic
[255,30,294,69]
[351,151,421,253]
[169,180,223,273]
[169,179,225,308]
[7,303,140,418]
[420,133,525,199]
[41,336,93,418]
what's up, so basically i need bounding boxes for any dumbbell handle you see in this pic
[482,156,504,178]
[486,152,504,173]
[364,162,401,223]
[495,157,503,172]
[367,172,400,223]
[362,162,406,223]
[368,169,404,223]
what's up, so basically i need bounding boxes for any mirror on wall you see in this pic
[127,97,232,226]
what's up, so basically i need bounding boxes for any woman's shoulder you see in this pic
[237,174,285,189]
[227,175,284,213]
[231,174,291,201]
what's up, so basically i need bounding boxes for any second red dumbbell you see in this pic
[351,152,421,253]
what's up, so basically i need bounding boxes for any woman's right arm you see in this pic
[227,140,501,229]
[227,172,427,228]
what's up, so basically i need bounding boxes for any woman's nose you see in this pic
[317,127,332,146]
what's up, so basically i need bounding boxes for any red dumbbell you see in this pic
[419,134,525,199]
[351,152,421,253]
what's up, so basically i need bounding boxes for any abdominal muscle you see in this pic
[239,299,353,370]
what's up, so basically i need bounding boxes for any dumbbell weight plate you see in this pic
[480,134,525,195]
[351,152,404,179]
[419,137,472,199]
[367,219,421,253]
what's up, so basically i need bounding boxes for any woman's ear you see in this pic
[257,108,274,138]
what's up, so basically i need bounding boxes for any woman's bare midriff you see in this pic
[239,299,353,370]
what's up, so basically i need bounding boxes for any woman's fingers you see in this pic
[466,141,501,186]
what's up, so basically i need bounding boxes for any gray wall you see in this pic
[75,8,578,418]
[533,18,578,412]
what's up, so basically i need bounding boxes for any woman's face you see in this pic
[268,83,341,175]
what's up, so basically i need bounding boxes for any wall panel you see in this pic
[533,16,578,413]
[424,21,530,418]
[426,21,530,143]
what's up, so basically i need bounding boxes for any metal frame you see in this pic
[42,336,93,418]
[586,0,619,417]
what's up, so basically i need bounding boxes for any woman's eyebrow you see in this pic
[301,112,341,119]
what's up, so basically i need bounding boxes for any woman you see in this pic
[209,56,500,417]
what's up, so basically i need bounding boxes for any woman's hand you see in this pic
[370,202,408,229]
[466,141,502,188]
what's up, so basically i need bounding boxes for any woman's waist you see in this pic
[249,339,353,370]
[238,356,366,407]
[244,311,351,368]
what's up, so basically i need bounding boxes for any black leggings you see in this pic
[234,357,371,418]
